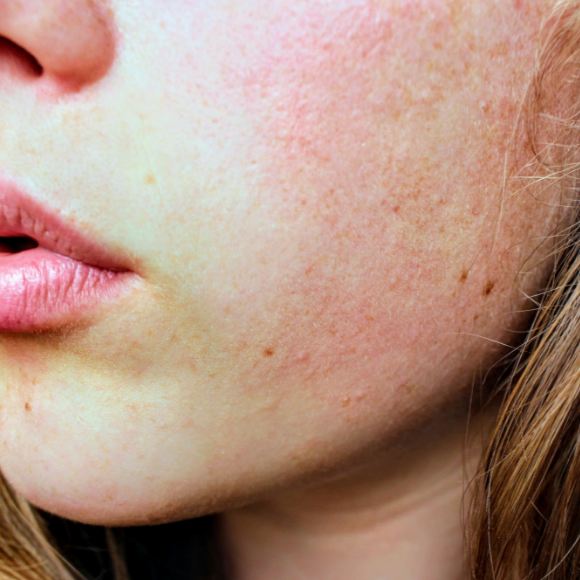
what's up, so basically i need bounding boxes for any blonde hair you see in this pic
[469,1,580,578]
[0,470,128,578]
[0,470,80,579]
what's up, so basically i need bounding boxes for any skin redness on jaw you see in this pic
[190,0,543,412]
[0,0,554,532]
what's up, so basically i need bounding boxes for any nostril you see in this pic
[0,37,43,79]
[0,237,39,253]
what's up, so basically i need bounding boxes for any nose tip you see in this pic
[0,0,115,90]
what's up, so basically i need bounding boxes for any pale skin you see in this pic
[0,1,566,579]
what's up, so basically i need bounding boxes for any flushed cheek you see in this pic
[212,0,457,254]
[223,0,466,183]
[235,0,398,155]
[143,0,540,391]
[195,0,538,379]
[210,0,490,267]
[214,0,536,211]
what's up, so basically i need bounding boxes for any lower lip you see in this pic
[0,247,134,332]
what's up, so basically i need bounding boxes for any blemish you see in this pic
[145,174,156,185]
[353,389,369,403]
[263,348,275,357]
[295,351,310,363]
[341,396,351,408]
[392,206,400,213]
[484,281,495,296]
[24,402,31,412]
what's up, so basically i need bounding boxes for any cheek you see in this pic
[194,0,540,384]
[223,0,482,173]
[215,0,536,193]
[227,0,416,184]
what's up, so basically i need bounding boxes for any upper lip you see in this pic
[0,178,132,272]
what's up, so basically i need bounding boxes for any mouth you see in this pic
[0,180,139,333]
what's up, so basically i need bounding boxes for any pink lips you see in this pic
[0,181,138,332]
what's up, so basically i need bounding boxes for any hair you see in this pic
[0,469,88,579]
[469,1,580,579]
[1,1,580,579]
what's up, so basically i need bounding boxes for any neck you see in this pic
[218,403,495,580]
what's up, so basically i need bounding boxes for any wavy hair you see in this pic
[469,1,580,578]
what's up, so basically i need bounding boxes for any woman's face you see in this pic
[0,0,556,525]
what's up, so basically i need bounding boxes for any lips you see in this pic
[0,180,139,332]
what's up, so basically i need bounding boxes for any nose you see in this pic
[0,0,115,89]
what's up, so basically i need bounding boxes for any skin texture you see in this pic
[0,0,562,562]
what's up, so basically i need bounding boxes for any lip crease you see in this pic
[0,179,140,332]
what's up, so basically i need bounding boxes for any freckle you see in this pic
[404,384,416,394]
[24,402,31,412]
[459,270,468,283]
[365,315,375,321]
[264,348,275,357]
[144,173,156,185]
[392,206,400,213]
[484,281,495,296]
[473,314,480,321]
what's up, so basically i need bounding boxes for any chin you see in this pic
[1,462,234,527]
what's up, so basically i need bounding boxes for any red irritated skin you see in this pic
[0,0,566,547]
[0,181,140,332]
